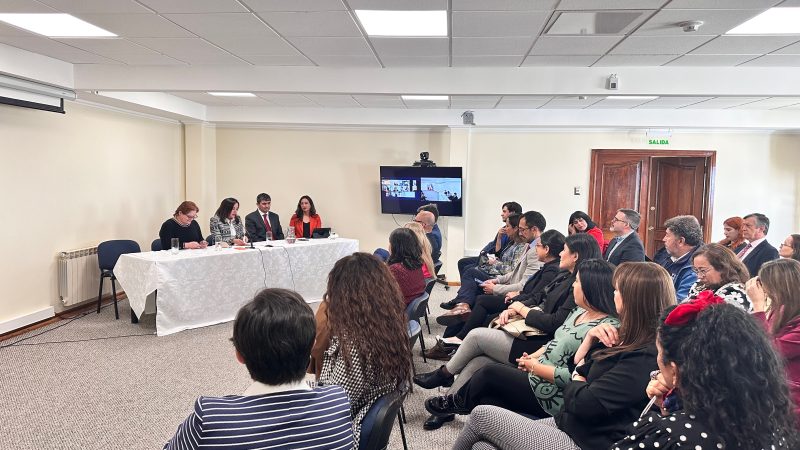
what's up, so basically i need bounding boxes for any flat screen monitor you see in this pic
[379,166,463,217]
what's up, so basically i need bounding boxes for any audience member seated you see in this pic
[289,195,322,238]
[244,193,283,242]
[567,211,606,253]
[659,215,703,300]
[413,233,598,430]
[159,201,207,251]
[164,288,354,450]
[308,253,412,443]
[686,243,751,310]
[424,259,618,421]
[779,233,800,262]
[739,212,780,277]
[435,230,566,347]
[718,216,746,253]
[457,201,522,277]
[386,228,426,305]
[604,208,645,265]
[613,298,798,449]
[439,211,545,311]
[451,262,676,450]
[209,197,246,246]
[403,221,436,279]
[415,205,441,263]
[747,258,800,425]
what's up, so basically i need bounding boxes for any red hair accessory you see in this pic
[664,290,724,327]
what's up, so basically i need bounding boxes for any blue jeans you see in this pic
[451,267,493,307]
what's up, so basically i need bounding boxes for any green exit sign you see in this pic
[648,139,669,145]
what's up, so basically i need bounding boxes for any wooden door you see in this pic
[587,153,649,244]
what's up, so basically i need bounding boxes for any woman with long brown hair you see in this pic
[403,221,436,278]
[452,262,676,450]
[718,216,746,253]
[308,252,412,443]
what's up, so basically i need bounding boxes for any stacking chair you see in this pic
[151,239,162,251]
[407,320,426,372]
[96,240,140,320]
[434,260,449,290]
[358,390,408,450]
[424,277,436,315]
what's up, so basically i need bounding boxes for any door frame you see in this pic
[588,149,717,256]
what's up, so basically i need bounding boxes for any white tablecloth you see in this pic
[114,238,359,336]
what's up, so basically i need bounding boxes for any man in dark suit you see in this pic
[604,208,646,265]
[739,213,779,277]
[245,193,284,242]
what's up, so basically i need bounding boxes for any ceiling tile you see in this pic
[131,37,237,57]
[530,36,622,55]
[557,0,665,9]
[0,21,37,36]
[588,98,655,109]
[258,11,361,37]
[452,37,533,56]
[452,11,550,37]
[452,0,558,10]
[634,9,766,36]
[347,0,447,10]
[288,37,373,56]
[381,55,449,67]
[56,38,159,56]
[179,53,249,65]
[371,37,448,57]
[165,13,277,38]
[691,36,800,55]
[256,93,316,106]
[36,0,150,14]
[495,96,552,108]
[305,94,361,107]
[664,0,781,8]
[739,54,800,66]
[312,55,381,66]
[240,54,314,65]
[73,13,193,38]
[169,92,236,105]
[634,97,712,108]
[403,98,450,109]
[731,97,800,109]
[522,55,600,66]
[610,35,715,55]
[0,35,122,63]
[452,55,523,66]
[136,0,247,13]
[352,95,405,108]
[450,96,501,108]
[779,0,800,5]
[206,36,299,55]
[593,54,677,66]
[666,54,758,66]
[240,0,346,11]
[681,97,766,109]
[0,0,58,13]
[541,96,604,108]
[111,53,187,65]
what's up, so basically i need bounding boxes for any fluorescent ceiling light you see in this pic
[0,14,115,37]
[727,8,800,34]
[208,92,256,97]
[402,95,449,101]
[606,96,658,100]
[355,10,447,37]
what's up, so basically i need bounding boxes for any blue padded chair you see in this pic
[407,320,426,371]
[405,291,430,336]
[206,234,215,246]
[151,239,162,251]
[358,390,408,450]
[423,277,436,320]
[97,240,140,320]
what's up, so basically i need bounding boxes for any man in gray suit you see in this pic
[245,193,284,242]
[604,208,645,265]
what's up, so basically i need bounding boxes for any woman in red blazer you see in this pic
[568,211,607,254]
[289,195,322,238]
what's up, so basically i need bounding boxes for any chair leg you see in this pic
[400,405,407,424]
[96,277,104,314]
[419,334,427,363]
[424,312,431,334]
[397,412,408,450]
[111,278,119,320]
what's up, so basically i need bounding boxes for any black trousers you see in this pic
[455,294,507,340]
[458,256,479,278]
[457,362,549,419]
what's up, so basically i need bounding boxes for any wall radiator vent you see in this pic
[58,246,109,306]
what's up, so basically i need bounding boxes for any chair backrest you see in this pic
[358,390,405,450]
[404,292,429,322]
[97,240,141,271]
[434,260,443,275]
[407,319,421,340]
[151,239,162,252]
[206,234,216,246]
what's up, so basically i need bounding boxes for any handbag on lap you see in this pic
[489,307,546,340]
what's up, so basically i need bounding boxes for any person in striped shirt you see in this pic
[164,288,354,450]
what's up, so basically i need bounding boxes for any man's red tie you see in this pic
[263,214,272,235]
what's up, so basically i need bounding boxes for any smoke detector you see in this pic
[678,20,704,32]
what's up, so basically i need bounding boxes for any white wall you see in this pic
[0,102,184,325]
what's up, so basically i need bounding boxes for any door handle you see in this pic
[647,226,654,231]
[650,206,656,211]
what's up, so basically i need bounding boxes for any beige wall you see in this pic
[0,102,184,324]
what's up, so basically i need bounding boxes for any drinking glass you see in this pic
[170,238,180,254]
[265,230,273,241]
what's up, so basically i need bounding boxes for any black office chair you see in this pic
[96,240,140,320]
[424,277,436,315]
[407,289,431,335]
[358,390,408,450]
[407,320,426,372]
[151,239,162,251]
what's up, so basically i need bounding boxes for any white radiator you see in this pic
[58,246,109,307]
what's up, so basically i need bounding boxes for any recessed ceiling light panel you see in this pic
[208,92,257,97]
[0,13,116,37]
[402,95,449,101]
[355,10,447,37]
[727,8,800,34]
[546,11,644,35]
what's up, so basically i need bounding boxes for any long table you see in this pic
[114,238,359,336]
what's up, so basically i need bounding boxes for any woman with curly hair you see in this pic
[718,216,746,253]
[686,243,752,310]
[307,252,413,443]
[289,195,322,238]
[614,296,798,448]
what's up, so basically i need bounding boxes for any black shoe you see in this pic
[413,365,454,389]
[425,394,470,417]
[423,413,455,430]
[440,300,458,310]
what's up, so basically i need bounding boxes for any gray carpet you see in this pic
[0,285,466,450]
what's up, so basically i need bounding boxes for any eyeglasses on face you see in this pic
[518,225,531,231]
[780,243,792,248]
[611,217,628,225]
[692,266,712,276]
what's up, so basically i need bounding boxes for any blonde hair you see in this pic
[404,222,435,277]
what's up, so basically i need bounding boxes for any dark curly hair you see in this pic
[388,228,423,270]
[295,195,317,218]
[323,253,412,390]
[658,303,798,449]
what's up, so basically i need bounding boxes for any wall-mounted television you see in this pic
[380,166,463,217]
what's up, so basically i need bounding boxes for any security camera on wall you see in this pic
[607,74,619,90]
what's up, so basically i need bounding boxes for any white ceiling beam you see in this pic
[0,43,73,89]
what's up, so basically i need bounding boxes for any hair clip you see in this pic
[664,290,724,327]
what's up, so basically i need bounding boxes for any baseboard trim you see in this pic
[0,307,55,336]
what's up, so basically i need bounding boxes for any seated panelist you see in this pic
[245,193,284,242]
[289,195,322,238]
[210,197,246,246]
[159,201,207,250]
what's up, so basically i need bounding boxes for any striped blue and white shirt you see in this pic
[164,382,354,450]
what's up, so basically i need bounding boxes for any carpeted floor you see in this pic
[0,284,466,450]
